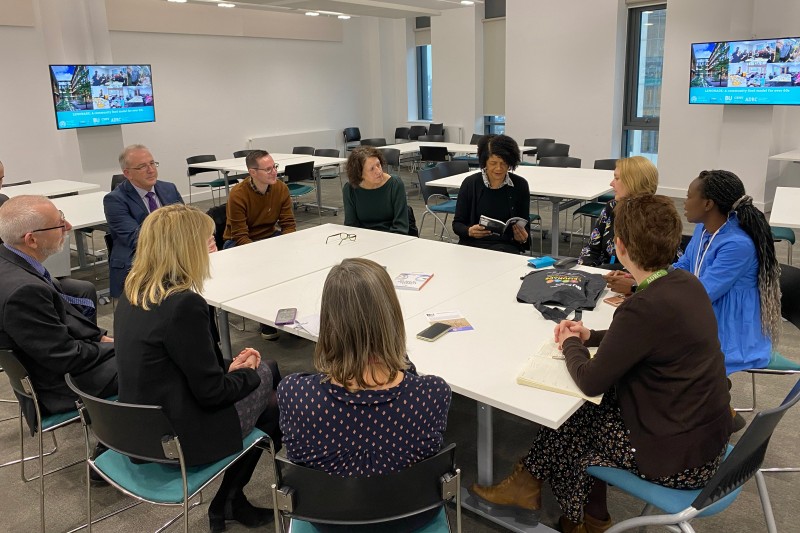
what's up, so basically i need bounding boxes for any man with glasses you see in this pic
[223,149,296,339]
[0,195,117,418]
[103,144,183,298]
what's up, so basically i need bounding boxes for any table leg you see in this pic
[299,165,339,215]
[217,309,232,362]
[74,230,89,270]
[549,197,563,256]
[460,402,554,532]
[222,170,231,197]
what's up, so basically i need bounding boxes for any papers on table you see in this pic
[295,314,320,337]
[425,310,473,332]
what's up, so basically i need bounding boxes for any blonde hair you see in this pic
[616,156,658,196]
[315,258,408,389]
[124,204,215,310]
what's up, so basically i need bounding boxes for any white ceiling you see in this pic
[184,0,483,19]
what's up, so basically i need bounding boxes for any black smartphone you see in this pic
[275,307,297,326]
[416,322,452,342]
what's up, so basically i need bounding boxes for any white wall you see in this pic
[505,0,627,166]
[431,5,483,139]
[658,0,800,207]
[0,0,386,198]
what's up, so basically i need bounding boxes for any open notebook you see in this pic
[517,341,603,405]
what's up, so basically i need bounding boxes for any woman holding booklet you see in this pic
[452,134,531,253]
[470,195,732,533]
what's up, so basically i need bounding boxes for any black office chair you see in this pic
[284,161,316,214]
[271,443,460,533]
[435,160,469,178]
[360,138,387,147]
[409,125,428,140]
[418,135,445,142]
[428,123,444,136]
[233,150,255,159]
[292,146,315,155]
[536,142,570,159]
[538,156,581,168]
[522,138,555,159]
[593,158,618,170]
[343,127,361,152]
[419,146,450,170]
[394,127,411,143]
[417,166,456,242]
[314,148,343,187]
[110,174,125,191]
[66,374,273,533]
[469,133,483,144]
[186,154,231,206]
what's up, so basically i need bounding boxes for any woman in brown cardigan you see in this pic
[470,195,733,533]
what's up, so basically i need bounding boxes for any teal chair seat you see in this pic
[587,446,737,520]
[288,183,315,197]
[573,201,605,218]
[40,409,80,432]
[771,226,795,264]
[764,351,800,371]
[290,507,450,533]
[430,200,457,214]
[193,178,236,189]
[94,428,267,504]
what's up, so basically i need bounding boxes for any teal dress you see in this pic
[674,214,771,374]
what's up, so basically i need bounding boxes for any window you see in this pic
[416,45,432,121]
[484,115,505,135]
[622,5,666,162]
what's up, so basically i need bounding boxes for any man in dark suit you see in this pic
[103,144,183,298]
[0,159,8,207]
[0,195,117,416]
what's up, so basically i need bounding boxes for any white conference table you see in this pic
[769,187,800,228]
[203,224,415,359]
[217,230,614,532]
[190,154,346,213]
[405,264,613,532]
[428,165,614,256]
[769,149,800,162]
[46,189,109,273]
[221,238,526,341]
[4,179,100,198]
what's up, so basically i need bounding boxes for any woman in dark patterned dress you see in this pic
[471,195,732,533]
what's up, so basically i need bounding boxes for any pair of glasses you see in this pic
[128,161,159,171]
[326,232,357,245]
[253,164,280,173]
[28,210,67,235]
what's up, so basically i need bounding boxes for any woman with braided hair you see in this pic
[675,169,781,374]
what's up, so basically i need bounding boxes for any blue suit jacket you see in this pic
[103,179,183,297]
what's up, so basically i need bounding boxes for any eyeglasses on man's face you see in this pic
[128,161,159,172]
[253,164,280,173]
[326,232,357,245]
[27,210,67,236]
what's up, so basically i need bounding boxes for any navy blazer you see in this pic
[103,179,183,297]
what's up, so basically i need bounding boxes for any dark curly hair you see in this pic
[346,146,386,188]
[477,134,521,170]
[696,169,781,342]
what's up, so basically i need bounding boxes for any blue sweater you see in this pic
[674,215,771,374]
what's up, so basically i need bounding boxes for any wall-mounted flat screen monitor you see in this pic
[690,38,800,105]
[49,64,155,129]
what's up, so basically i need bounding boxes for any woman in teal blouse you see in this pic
[342,146,410,235]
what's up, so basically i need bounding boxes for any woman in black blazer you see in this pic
[114,204,281,532]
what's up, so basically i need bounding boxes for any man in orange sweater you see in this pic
[223,149,296,339]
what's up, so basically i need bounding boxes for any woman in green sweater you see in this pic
[342,146,410,235]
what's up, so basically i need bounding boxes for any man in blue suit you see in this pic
[103,144,183,298]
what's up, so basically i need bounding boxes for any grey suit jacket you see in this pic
[0,246,117,415]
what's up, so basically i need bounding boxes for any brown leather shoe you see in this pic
[559,513,612,533]
[469,460,542,512]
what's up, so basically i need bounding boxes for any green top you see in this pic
[342,175,409,235]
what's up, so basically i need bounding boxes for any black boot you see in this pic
[208,447,269,532]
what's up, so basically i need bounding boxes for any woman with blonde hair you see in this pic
[115,203,281,532]
[578,156,658,267]
[278,258,451,530]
